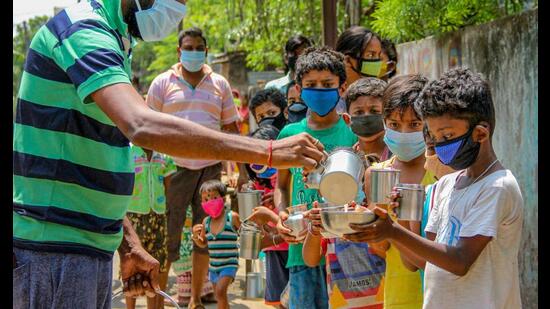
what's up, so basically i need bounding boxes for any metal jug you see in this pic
[319,148,367,205]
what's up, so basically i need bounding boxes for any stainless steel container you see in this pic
[239,222,262,260]
[245,272,265,299]
[370,168,401,204]
[237,190,263,219]
[319,148,366,205]
[320,205,377,237]
[285,204,308,240]
[285,213,307,239]
[395,183,425,221]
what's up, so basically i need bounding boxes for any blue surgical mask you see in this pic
[300,88,340,117]
[134,0,187,42]
[180,50,206,72]
[383,128,426,162]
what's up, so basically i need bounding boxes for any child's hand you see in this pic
[303,201,323,234]
[276,212,300,244]
[343,207,395,243]
[389,189,401,213]
[246,206,278,225]
[191,224,204,243]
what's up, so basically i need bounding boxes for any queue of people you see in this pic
[13,1,524,309]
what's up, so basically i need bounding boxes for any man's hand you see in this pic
[343,207,396,243]
[271,133,326,172]
[120,247,160,299]
[276,212,301,244]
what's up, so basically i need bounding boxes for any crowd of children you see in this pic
[124,26,524,309]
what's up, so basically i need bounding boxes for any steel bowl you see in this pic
[320,205,377,237]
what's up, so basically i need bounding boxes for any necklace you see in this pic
[445,159,499,216]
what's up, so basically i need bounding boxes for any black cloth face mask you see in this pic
[258,112,287,130]
[287,102,308,124]
[350,114,385,137]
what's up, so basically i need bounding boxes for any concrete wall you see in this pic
[396,9,538,307]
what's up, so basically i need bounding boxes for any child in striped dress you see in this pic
[192,180,240,309]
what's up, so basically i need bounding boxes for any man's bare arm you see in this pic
[91,83,324,170]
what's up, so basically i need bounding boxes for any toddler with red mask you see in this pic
[191,180,240,309]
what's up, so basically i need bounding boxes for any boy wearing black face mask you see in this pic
[286,80,308,124]
[249,88,288,131]
[345,68,523,309]
[343,77,391,161]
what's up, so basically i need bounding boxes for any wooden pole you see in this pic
[322,0,338,48]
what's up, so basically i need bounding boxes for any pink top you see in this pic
[146,63,240,170]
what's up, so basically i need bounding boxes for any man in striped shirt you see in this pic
[13,0,325,308]
[146,27,242,309]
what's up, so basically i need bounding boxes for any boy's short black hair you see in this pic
[295,46,346,86]
[344,77,387,112]
[199,179,226,197]
[178,27,207,47]
[249,88,287,120]
[285,35,313,54]
[382,74,429,119]
[414,67,495,135]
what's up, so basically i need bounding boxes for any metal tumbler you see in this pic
[370,168,401,204]
[395,183,425,221]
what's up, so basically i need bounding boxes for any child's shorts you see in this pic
[209,267,238,284]
[265,250,289,305]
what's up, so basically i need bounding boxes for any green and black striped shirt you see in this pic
[13,0,135,260]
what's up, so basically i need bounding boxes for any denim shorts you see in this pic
[288,265,329,309]
[209,267,238,284]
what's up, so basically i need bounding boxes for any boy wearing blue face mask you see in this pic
[346,68,523,309]
[274,46,358,309]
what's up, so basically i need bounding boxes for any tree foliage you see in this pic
[13,15,49,110]
[370,0,533,43]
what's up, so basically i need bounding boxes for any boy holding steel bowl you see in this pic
[345,68,523,309]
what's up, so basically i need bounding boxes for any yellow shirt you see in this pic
[373,156,436,309]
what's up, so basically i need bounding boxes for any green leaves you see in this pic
[13,15,49,111]
[370,0,529,43]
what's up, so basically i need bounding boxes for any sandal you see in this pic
[187,302,206,309]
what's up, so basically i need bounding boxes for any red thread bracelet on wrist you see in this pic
[267,140,273,167]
